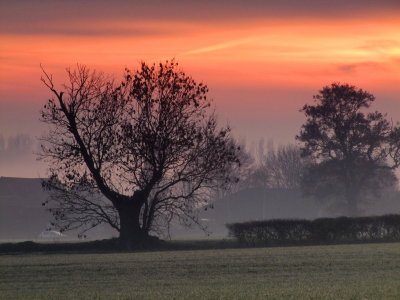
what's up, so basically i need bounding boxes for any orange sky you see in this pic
[1,0,400,176]
[2,17,400,93]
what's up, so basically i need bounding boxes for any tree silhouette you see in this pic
[297,83,400,216]
[40,61,239,247]
[263,144,310,190]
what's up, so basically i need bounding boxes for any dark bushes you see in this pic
[227,215,400,246]
[0,237,167,254]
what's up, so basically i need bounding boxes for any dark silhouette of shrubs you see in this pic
[227,214,400,246]
[0,237,167,254]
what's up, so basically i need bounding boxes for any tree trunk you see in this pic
[117,201,147,250]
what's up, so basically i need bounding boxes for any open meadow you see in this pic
[0,242,400,299]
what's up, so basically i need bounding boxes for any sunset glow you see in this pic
[1,0,400,176]
[2,16,400,96]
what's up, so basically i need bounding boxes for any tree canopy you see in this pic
[297,83,400,216]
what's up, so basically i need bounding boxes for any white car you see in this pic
[38,230,66,239]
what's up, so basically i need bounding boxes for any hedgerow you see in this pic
[227,215,400,246]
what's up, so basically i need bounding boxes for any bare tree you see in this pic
[40,61,239,247]
[264,144,309,189]
[0,135,5,153]
[222,141,308,191]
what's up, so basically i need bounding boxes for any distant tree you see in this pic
[211,141,245,199]
[297,83,400,216]
[227,142,309,191]
[264,144,310,190]
[40,61,239,247]
[0,135,4,153]
[7,134,33,156]
[231,140,265,189]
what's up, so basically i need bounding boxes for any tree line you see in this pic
[39,60,400,248]
[0,134,35,158]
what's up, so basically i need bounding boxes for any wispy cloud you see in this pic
[184,37,258,55]
[337,61,387,73]
[0,21,172,37]
[359,39,400,52]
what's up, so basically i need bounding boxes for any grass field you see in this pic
[0,242,399,299]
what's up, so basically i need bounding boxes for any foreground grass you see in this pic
[0,243,399,299]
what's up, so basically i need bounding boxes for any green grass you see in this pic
[1,243,400,299]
